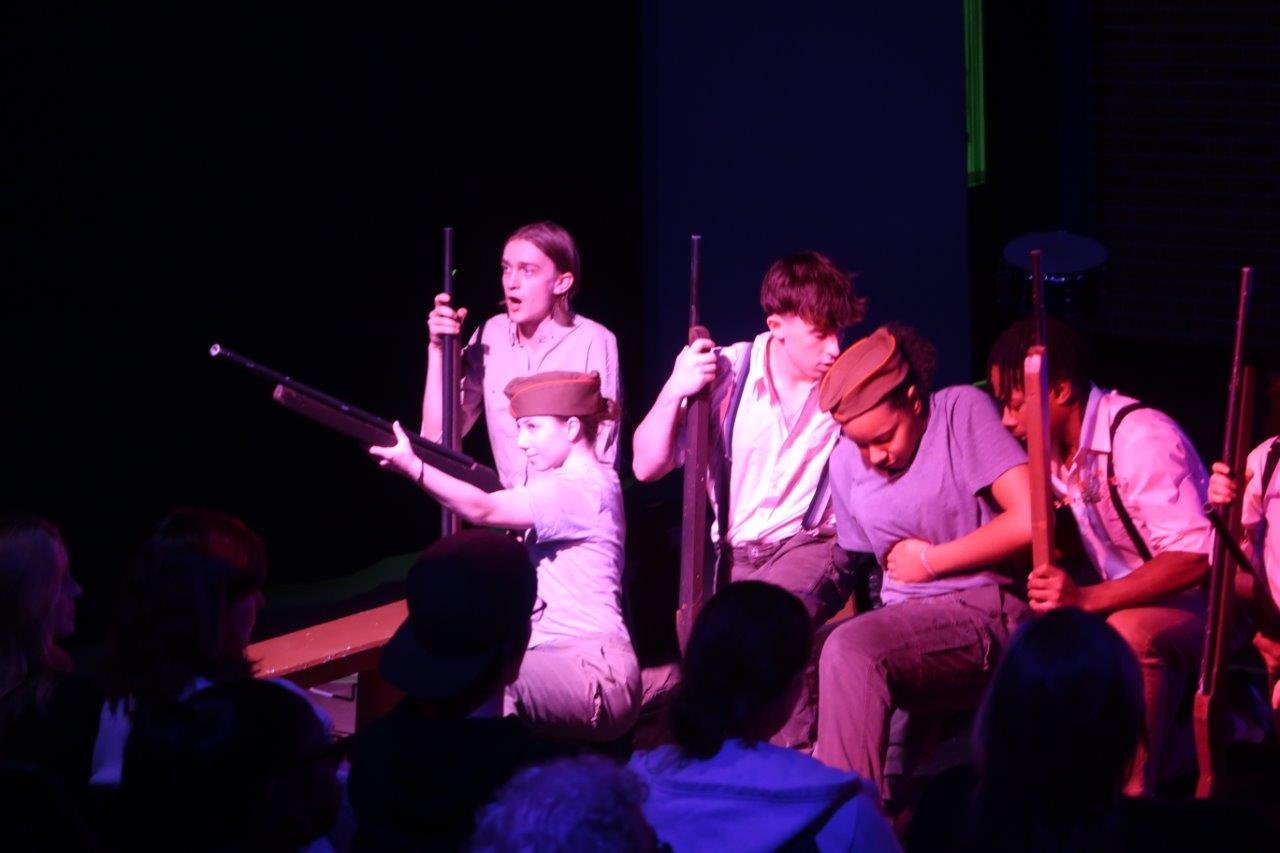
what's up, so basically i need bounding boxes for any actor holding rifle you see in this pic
[988,316,1213,796]
[422,221,620,488]
[631,251,865,747]
[1206,443,1280,723]
[373,371,639,742]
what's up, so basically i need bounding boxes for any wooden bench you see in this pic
[247,599,407,728]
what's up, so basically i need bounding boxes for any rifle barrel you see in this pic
[1030,249,1046,347]
[209,342,477,469]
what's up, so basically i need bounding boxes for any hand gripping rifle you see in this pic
[676,235,715,650]
[210,344,502,494]
[440,227,463,536]
[1194,266,1256,798]
[1023,249,1057,581]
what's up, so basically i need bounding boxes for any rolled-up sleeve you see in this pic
[458,322,488,435]
[585,328,622,468]
[1112,410,1213,557]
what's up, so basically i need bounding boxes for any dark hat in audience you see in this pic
[380,530,537,699]
[818,326,910,424]
[504,371,616,419]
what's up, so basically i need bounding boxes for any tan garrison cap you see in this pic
[818,327,910,424]
[504,371,615,419]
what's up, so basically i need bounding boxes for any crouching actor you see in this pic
[371,370,640,742]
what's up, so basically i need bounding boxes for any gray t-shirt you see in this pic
[524,455,630,647]
[829,385,1027,604]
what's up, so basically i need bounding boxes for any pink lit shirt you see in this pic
[1052,386,1213,582]
[681,332,839,546]
[1237,437,1280,606]
[523,454,630,648]
[459,312,620,488]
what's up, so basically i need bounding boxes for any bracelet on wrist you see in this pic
[920,547,938,580]
[417,458,427,485]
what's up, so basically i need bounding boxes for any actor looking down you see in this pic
[988,316,1213,796]
[374,370,639,742]
[422,221,620,488]
[813,326,1032,800]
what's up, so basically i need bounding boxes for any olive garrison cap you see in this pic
[504,370,616,419]
[818,327,910,424]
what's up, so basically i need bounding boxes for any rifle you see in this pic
[1023,249,1056,579]
[1194,266,1255,798]
[210,344,502,494]
[677,235,714,649]
[440,227,462,536]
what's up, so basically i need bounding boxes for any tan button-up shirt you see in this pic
[460,312,620,488]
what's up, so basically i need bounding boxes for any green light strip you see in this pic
[964,0,987,187]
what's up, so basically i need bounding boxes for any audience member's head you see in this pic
[0,515,80,721]
[380,529,537,717]
[150,507,269,648]
[104,538,255,704]
[471,755,657,852]
[670,581,813,760]
[973,608,1143,843]
[122,679,341,852]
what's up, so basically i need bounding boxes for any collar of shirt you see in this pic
[749,332,819,437]
[1058,383,1106,482]
[504,311,581,350]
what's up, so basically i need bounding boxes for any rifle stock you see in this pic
[1024,249,1056,577]
[211,344,501,494]
[677,235,714,649]
[1194,266,1254,798]
[1024,348,1055,574]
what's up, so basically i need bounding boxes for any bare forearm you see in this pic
[414,456,539,532]
[631,386,685,482]
[1080,551,1208,614]
[420,344,444,441]
[414,457,495,522]
[929,509,1031,577]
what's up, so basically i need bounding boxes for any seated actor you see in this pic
[632,251,867,618]
[632,251,866,748]
[812,325,1031,801]
[372,370,640,742]
[988,316,1213,796]
[347,531,563,850]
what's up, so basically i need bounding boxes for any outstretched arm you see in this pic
[372,421,532,530]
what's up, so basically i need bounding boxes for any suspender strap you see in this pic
[1262,437,1280,496]
[714,341,754,549]
[1106,402,1154,563]
[801,464,831,531]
